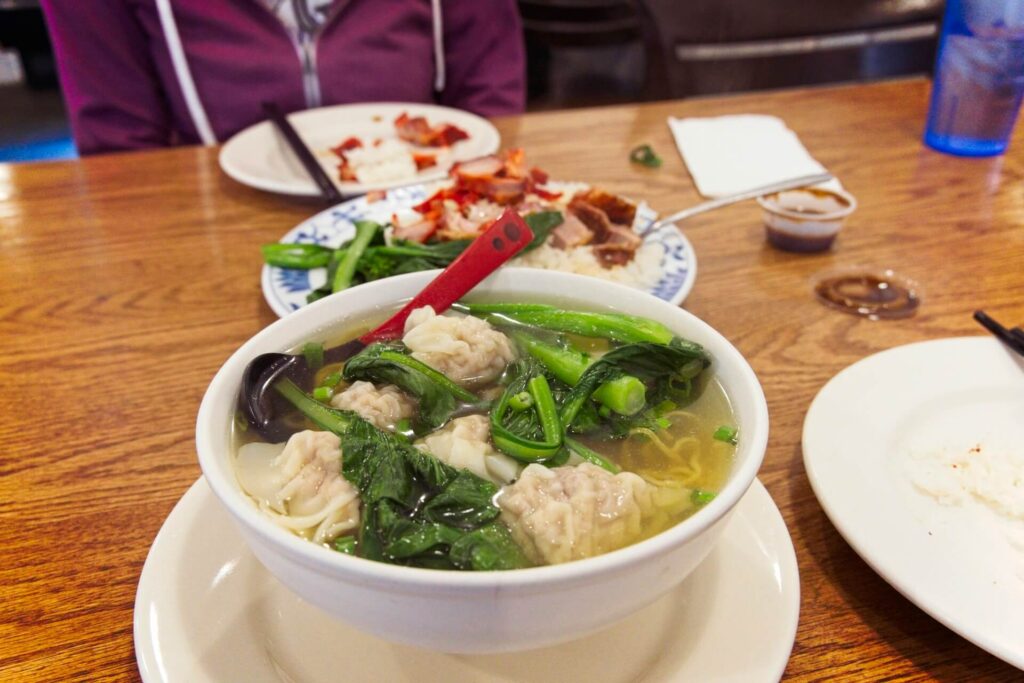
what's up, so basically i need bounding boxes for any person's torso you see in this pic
[129,0,439,143]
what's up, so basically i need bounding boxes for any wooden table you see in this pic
[2,78,1022,681]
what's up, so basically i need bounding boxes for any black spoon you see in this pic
[239,209,533,441]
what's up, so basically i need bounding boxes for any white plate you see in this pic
[135,478,798,683]
[803,337,1024,670]
[219,103,500,196]
[260,184,697,316]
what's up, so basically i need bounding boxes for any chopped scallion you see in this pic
[713,425,738,445]
[312,386,333,402]
[629,143,663,168]
[332,536,357,555]
[302,342,325,370]
[691,490,716,506]
[509,391,533,411]
[653,400,676,416]
[319,370,343,389]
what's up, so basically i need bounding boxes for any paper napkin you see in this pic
[668,115,838,198]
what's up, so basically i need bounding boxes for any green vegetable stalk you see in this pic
[509,330,646,416]
[455,302,677,345]
[490,366,563,463]
[565,436,620,473]
[273,377,354,435]
[260,243,334,269]
[332,220,380,292]
[559,341,710,428]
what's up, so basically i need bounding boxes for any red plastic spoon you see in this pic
[240,208,533,440]
[361,208,533,343]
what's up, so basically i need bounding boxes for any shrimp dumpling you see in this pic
[496,463,690,565]
[415,415,522,485]
[331,380,414,431]
[235,430,360,544]
[402,305,517,386]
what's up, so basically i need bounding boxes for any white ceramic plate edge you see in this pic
[134,477,799,683]
[802,337,1024,671]
[259,188,698,317]
[219,102,500,197]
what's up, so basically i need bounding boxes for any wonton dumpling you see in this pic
[331,380,414,431]
[235,430,359,544]
[414,415,522,485]
[402,306,517,386]
[496,463,690,565]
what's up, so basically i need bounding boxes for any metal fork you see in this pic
[640,172,834,237]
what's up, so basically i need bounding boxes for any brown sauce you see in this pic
[813,270,920,319]
[766,226,837,252]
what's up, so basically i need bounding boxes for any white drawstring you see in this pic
[431,0,446,92]
[155,0,217,145]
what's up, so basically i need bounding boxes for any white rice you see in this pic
[346,139,418,185]
[907,441,1024,520]
[515,239,664,289]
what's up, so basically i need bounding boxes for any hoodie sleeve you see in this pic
[437,0,526,117]
[40,0,174,155]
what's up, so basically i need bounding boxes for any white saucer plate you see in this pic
[135,478,798,683]
[260,184,697,317]
[803,337,1024,670]
[219,102,500,196]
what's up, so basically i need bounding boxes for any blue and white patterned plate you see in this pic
[261,183,697,317]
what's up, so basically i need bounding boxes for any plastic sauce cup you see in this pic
[757,187,857,252]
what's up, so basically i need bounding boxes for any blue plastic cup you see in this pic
[924,0,1024,157]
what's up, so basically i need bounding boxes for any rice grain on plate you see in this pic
[345,139,418,185]
[515,240,664,289]
[907,441,1024,520]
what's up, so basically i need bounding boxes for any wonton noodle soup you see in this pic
[232,299,737,570]
[197,268,768,653]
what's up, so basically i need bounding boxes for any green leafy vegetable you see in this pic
[522,211,564,252]
[271,384,528,570]
[342,344,483,431]
[340,418,529,570]
[560,342,709,428]
[300,238,470,304]
[629,144,663,168]
[356,240,472,281]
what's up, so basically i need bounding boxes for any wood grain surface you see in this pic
[2,78,1023,682]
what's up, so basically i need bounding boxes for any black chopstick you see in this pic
[973,310,1024,356]
[261,101,343,205]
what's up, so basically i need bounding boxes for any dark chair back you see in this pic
[633,0,943,98]
[520,0,641,47]
[519,0,645,108]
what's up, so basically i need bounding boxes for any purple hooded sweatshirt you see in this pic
[41,0,526,155]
